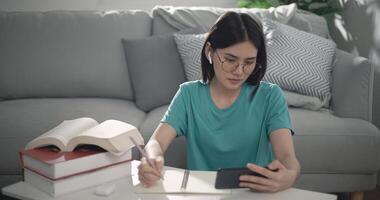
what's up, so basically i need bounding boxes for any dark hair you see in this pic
[201,12,267,97]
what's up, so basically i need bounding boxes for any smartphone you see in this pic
[215,167,273,189]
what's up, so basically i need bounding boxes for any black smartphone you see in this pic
[215,167,273,189]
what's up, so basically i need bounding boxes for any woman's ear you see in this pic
[208,52,212,64]
[204,42,213,64]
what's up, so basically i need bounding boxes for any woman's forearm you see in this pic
[143,123,177,159]
[280,156,301,180]
[145,139,164,159]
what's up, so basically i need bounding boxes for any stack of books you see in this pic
[19,117,144,197]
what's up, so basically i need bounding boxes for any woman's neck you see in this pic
[209,78,242,100]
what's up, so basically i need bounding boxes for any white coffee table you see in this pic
[2,160,337,200]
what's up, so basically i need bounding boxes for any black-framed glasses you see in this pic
[215,50,256,74]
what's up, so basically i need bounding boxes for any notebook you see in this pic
[132,167,231,194]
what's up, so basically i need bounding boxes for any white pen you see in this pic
[129,136,164,180]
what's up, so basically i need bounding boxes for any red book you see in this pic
[20,147,132,181]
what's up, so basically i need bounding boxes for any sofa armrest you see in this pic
[373,64,380,129]
[331,49,374,122]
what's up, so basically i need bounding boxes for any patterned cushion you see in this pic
[174,19,336,102]
[173,33,207,81]
[263,18,336,101]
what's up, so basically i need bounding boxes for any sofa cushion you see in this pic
[0,10,151,99]
[296,9,331,38]
[139,105,380,174]
[173,33,206,81]
[296,174,377,193]
[0,98,146,175]
[291,108,380,174]
[331,49,373,122]
[152,13,179,36]
[122,35,186,111]
[140,105,168,140]
[263,18,336,102]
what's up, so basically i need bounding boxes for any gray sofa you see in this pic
[0,8,379,195]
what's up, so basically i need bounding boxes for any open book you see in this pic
[25,117,144,155]
[132,166,231,194]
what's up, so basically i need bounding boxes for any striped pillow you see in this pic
[174,19,336,103]
[263,18,336,101]
[173,33,207,81]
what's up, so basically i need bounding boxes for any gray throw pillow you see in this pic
[263,18,336,102]
[173,33,207,81]
[122,35,186,111]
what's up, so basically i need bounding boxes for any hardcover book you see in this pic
[25,117,144,155]
[24,161,132,197]
[20,147,132,180]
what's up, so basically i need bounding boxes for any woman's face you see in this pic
[210,41,258,91]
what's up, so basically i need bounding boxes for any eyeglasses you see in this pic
[215,50,256,74]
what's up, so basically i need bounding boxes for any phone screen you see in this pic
[214,167,267,189]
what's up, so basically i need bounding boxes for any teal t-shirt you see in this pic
[161,80,294,171]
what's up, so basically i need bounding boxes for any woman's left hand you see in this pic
[239,160,298,193]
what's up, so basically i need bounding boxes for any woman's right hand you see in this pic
[137,156,164,187]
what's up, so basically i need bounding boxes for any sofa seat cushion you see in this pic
[139,105,169,140]
[0,98,146,175]
[291,108,380,174]
[140,106,380,173]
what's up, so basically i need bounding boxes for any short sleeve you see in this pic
[161,84,188,137]
[266,85,294,136]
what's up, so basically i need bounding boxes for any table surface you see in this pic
[2,161,337,200]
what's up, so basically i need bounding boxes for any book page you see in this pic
[66,119,144,154]
[186,171,231,194]
[132,167,231,194]
[133,168,185,193]
[76,120,137,139]
[25,118,98,150]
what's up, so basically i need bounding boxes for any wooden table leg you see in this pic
[349,191,364,200]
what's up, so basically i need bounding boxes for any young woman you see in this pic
[138,11,300,193]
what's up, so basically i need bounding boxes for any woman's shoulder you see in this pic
[260,81,281,91]
[179,80,207,90]
[257,81,283,97]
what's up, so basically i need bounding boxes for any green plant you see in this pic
[238,0,272,8]
[238,0,342,16]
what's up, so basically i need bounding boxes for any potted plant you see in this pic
[238,0,342,16]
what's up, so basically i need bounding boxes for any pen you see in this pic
[129,136,164,180]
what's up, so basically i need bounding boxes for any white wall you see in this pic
[0,0,237,12]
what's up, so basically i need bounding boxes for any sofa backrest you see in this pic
[0,10,152,100]
[151,6,330,38]
[152,13,178,35]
